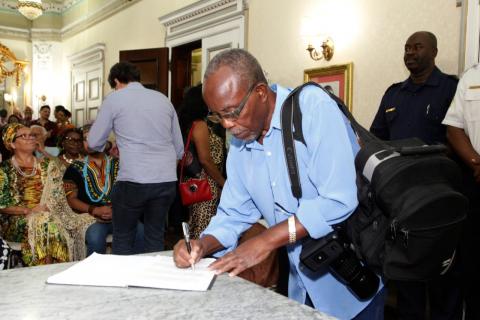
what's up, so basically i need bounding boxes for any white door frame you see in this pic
[68,43,105,126]
[460,0,480,72]
[159,0,248,96]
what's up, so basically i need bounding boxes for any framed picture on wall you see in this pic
[304,63,353,111]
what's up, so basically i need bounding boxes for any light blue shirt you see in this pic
[88,82,184,183]
[203,84,381,319]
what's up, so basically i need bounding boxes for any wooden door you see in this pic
[119,48,169,96]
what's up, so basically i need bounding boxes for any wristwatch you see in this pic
[288,215,296,244]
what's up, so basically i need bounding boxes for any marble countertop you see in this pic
[1,253,337,320]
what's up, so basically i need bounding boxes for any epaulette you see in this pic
[385,81,403,93]
[446,74,459,81]
[459,63,480,78]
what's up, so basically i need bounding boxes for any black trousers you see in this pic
[111,181,176,255]
[459,168,480,320]
[394,265,463,320]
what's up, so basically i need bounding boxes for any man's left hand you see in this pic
[208,235,272,277]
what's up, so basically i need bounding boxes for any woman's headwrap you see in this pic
[2,123,25,151]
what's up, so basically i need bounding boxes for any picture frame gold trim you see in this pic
[303,63,353,111]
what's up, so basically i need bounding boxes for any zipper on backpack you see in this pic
[390,219,397,240]
[403,215,466,233]
[401,229,409,248]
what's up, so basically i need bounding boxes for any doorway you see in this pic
[170,40,201,109]
[119,48,169,96]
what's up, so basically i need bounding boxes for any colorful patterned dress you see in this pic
[0,158,69,266]
[187,125,225,239]
[63,156,119,207]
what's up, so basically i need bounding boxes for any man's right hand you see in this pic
[471,158,480,183]
[173,239,204,268]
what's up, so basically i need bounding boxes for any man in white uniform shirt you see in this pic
[442,64,480,320]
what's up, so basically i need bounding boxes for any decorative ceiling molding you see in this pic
[30,28,62,41]
[0,0,82,13]
[159,0,248,42]
[0,0,139,41]
[0,24,30,40]
[61,0,138,40]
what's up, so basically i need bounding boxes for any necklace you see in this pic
[61,153,82,164]
[83,155,111,203]
[11,156,37,178]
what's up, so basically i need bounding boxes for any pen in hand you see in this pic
[182,222,195,271]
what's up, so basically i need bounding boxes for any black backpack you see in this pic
[281,82,467,281]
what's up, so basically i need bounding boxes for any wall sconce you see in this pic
[306,37,334,61]
[4,93,12,104]
[4,92,15,110]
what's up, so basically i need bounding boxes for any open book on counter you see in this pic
[47,253,216,291]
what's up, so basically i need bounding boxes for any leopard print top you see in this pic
[188,123,225,239]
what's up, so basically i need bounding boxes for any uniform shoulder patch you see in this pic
[385,81,403,92]
[446,74,459,82]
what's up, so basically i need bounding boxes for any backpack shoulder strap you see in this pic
[290,82,376,145]
[280,85,304,199]
[280,82,380,200]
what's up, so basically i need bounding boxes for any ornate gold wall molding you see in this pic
[0,42,27,86]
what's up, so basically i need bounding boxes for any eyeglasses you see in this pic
[207,83,259,124]
[64,136,83,144]
[13,133,37,141]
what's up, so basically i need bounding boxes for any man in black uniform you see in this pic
[370,31,461,320]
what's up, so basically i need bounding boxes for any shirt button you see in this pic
[266,151,272,156]
[271,182,276,187]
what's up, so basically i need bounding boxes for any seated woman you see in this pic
[57,128,84,170]
[178,84,226,239]
[0,123,69,266]
[31,125,60,159]
[63,124,144,256]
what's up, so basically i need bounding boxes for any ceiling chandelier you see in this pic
[17,0,43,20]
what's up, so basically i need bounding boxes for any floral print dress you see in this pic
[0,158,69,266]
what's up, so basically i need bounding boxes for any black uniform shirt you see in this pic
[370,67,458,144]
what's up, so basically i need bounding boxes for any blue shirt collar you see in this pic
[240,84,291,151]
[126,82,144,89]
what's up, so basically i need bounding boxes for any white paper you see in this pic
[47,253,216,291]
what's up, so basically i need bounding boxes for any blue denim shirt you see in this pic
[203,84,381,319]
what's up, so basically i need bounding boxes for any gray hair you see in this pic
[30,125,47,136]
[203,49,267,90]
